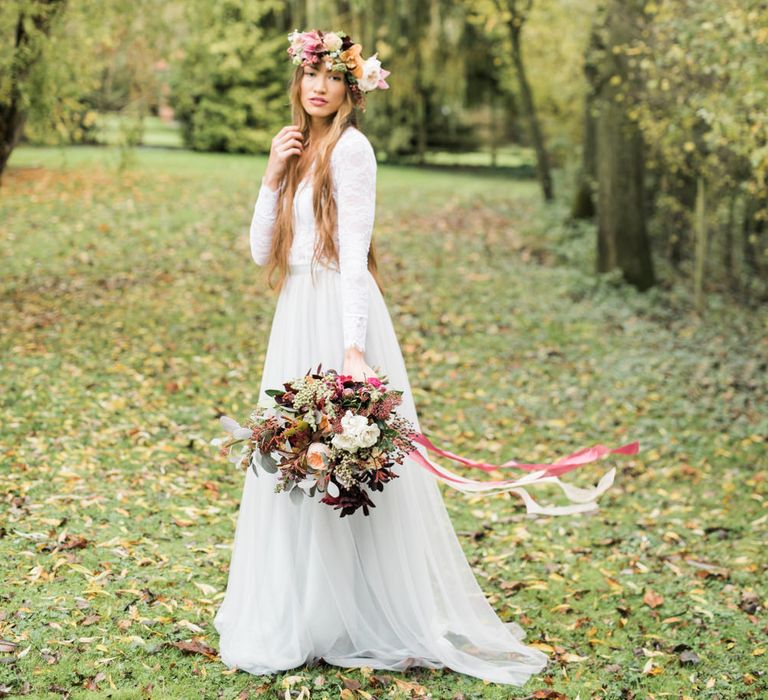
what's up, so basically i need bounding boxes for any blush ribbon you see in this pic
[406,436,640,516]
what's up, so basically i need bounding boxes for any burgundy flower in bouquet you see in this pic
[211,365,417,517]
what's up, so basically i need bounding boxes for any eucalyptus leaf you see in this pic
[259,454,279,474]
[289,484,305,505]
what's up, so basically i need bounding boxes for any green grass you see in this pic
[94,114,185,149]
[1,143,766,699]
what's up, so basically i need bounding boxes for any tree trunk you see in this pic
[570,92,597,219]
[508,20,553,201]
[0,0,68,182]
[724,192,737,292]
[594,0,656,290]
[0,106,27,181]
[693,176,707,311]
[571,22,603,220]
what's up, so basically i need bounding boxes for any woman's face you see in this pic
[300,60,347,119]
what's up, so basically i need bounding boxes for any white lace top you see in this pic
[249,126,377,353]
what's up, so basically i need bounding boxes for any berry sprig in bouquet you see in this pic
[211,366,417,517]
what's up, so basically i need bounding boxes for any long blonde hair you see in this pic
[263,64,383,296]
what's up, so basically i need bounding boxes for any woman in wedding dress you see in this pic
[213,28,552,685]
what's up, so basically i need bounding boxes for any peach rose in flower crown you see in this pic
[340,43,364,79]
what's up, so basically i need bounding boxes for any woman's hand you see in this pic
[262,125,304,190]
[342,346,379,382]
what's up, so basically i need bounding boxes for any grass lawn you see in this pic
[1,143,765,699]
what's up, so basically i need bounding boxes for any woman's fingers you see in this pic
[279,137,303,151]
[263,126,304,185]
[274,127,303,147]
[274,131,303,161]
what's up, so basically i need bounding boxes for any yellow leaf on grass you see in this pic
[550,603,573,614]
[280,675,306,688]
[642,660,664,675]
[194,582,218,596]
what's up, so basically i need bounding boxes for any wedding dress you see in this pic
[212,125,551,685]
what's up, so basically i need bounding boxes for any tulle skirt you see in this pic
[213,262,550,685]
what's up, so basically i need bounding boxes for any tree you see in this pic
[630,0,768,301]
[465,0,556,201]
[1,0,174,179]
[494,0,553,200]
[342,0,476,161]
[570,19,601,220]
[591,0,656,290]
[170,0,292,154]
[0,0,67,178]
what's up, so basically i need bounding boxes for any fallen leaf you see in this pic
[168,639,218,659]
[643,589,664,608]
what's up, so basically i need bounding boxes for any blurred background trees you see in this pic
[1,0,765,303]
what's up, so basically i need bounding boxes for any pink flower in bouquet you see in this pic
[367,377,385,390]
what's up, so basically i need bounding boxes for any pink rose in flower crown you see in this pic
[298,30,324,59]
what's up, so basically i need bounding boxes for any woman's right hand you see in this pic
[263,125,304,191]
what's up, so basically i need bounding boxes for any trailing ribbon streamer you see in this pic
[406,436,640,516]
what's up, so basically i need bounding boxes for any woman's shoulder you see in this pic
[332,126,376,166]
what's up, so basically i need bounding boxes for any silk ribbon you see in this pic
[406,435,640,516]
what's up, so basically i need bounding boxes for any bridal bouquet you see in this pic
[211,365,418,517]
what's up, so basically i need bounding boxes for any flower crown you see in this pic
[287,29,390,108]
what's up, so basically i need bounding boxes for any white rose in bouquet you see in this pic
[357,422,381,448]
[331,410,381,452]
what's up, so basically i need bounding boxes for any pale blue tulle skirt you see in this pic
[212,262,549,685]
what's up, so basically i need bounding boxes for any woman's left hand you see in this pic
[342,347,378,382]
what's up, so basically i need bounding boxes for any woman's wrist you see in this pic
[344,346,365,360]
[262,173,280,192]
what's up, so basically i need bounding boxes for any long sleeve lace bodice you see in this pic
[249,126,377,353]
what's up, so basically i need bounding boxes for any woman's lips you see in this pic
[309,98,328,105]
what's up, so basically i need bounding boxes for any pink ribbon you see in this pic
[405,435,640,516]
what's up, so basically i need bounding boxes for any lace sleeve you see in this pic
[331,130,377,353]
[249,178,280,266]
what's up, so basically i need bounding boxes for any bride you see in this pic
[213,28,553,686]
